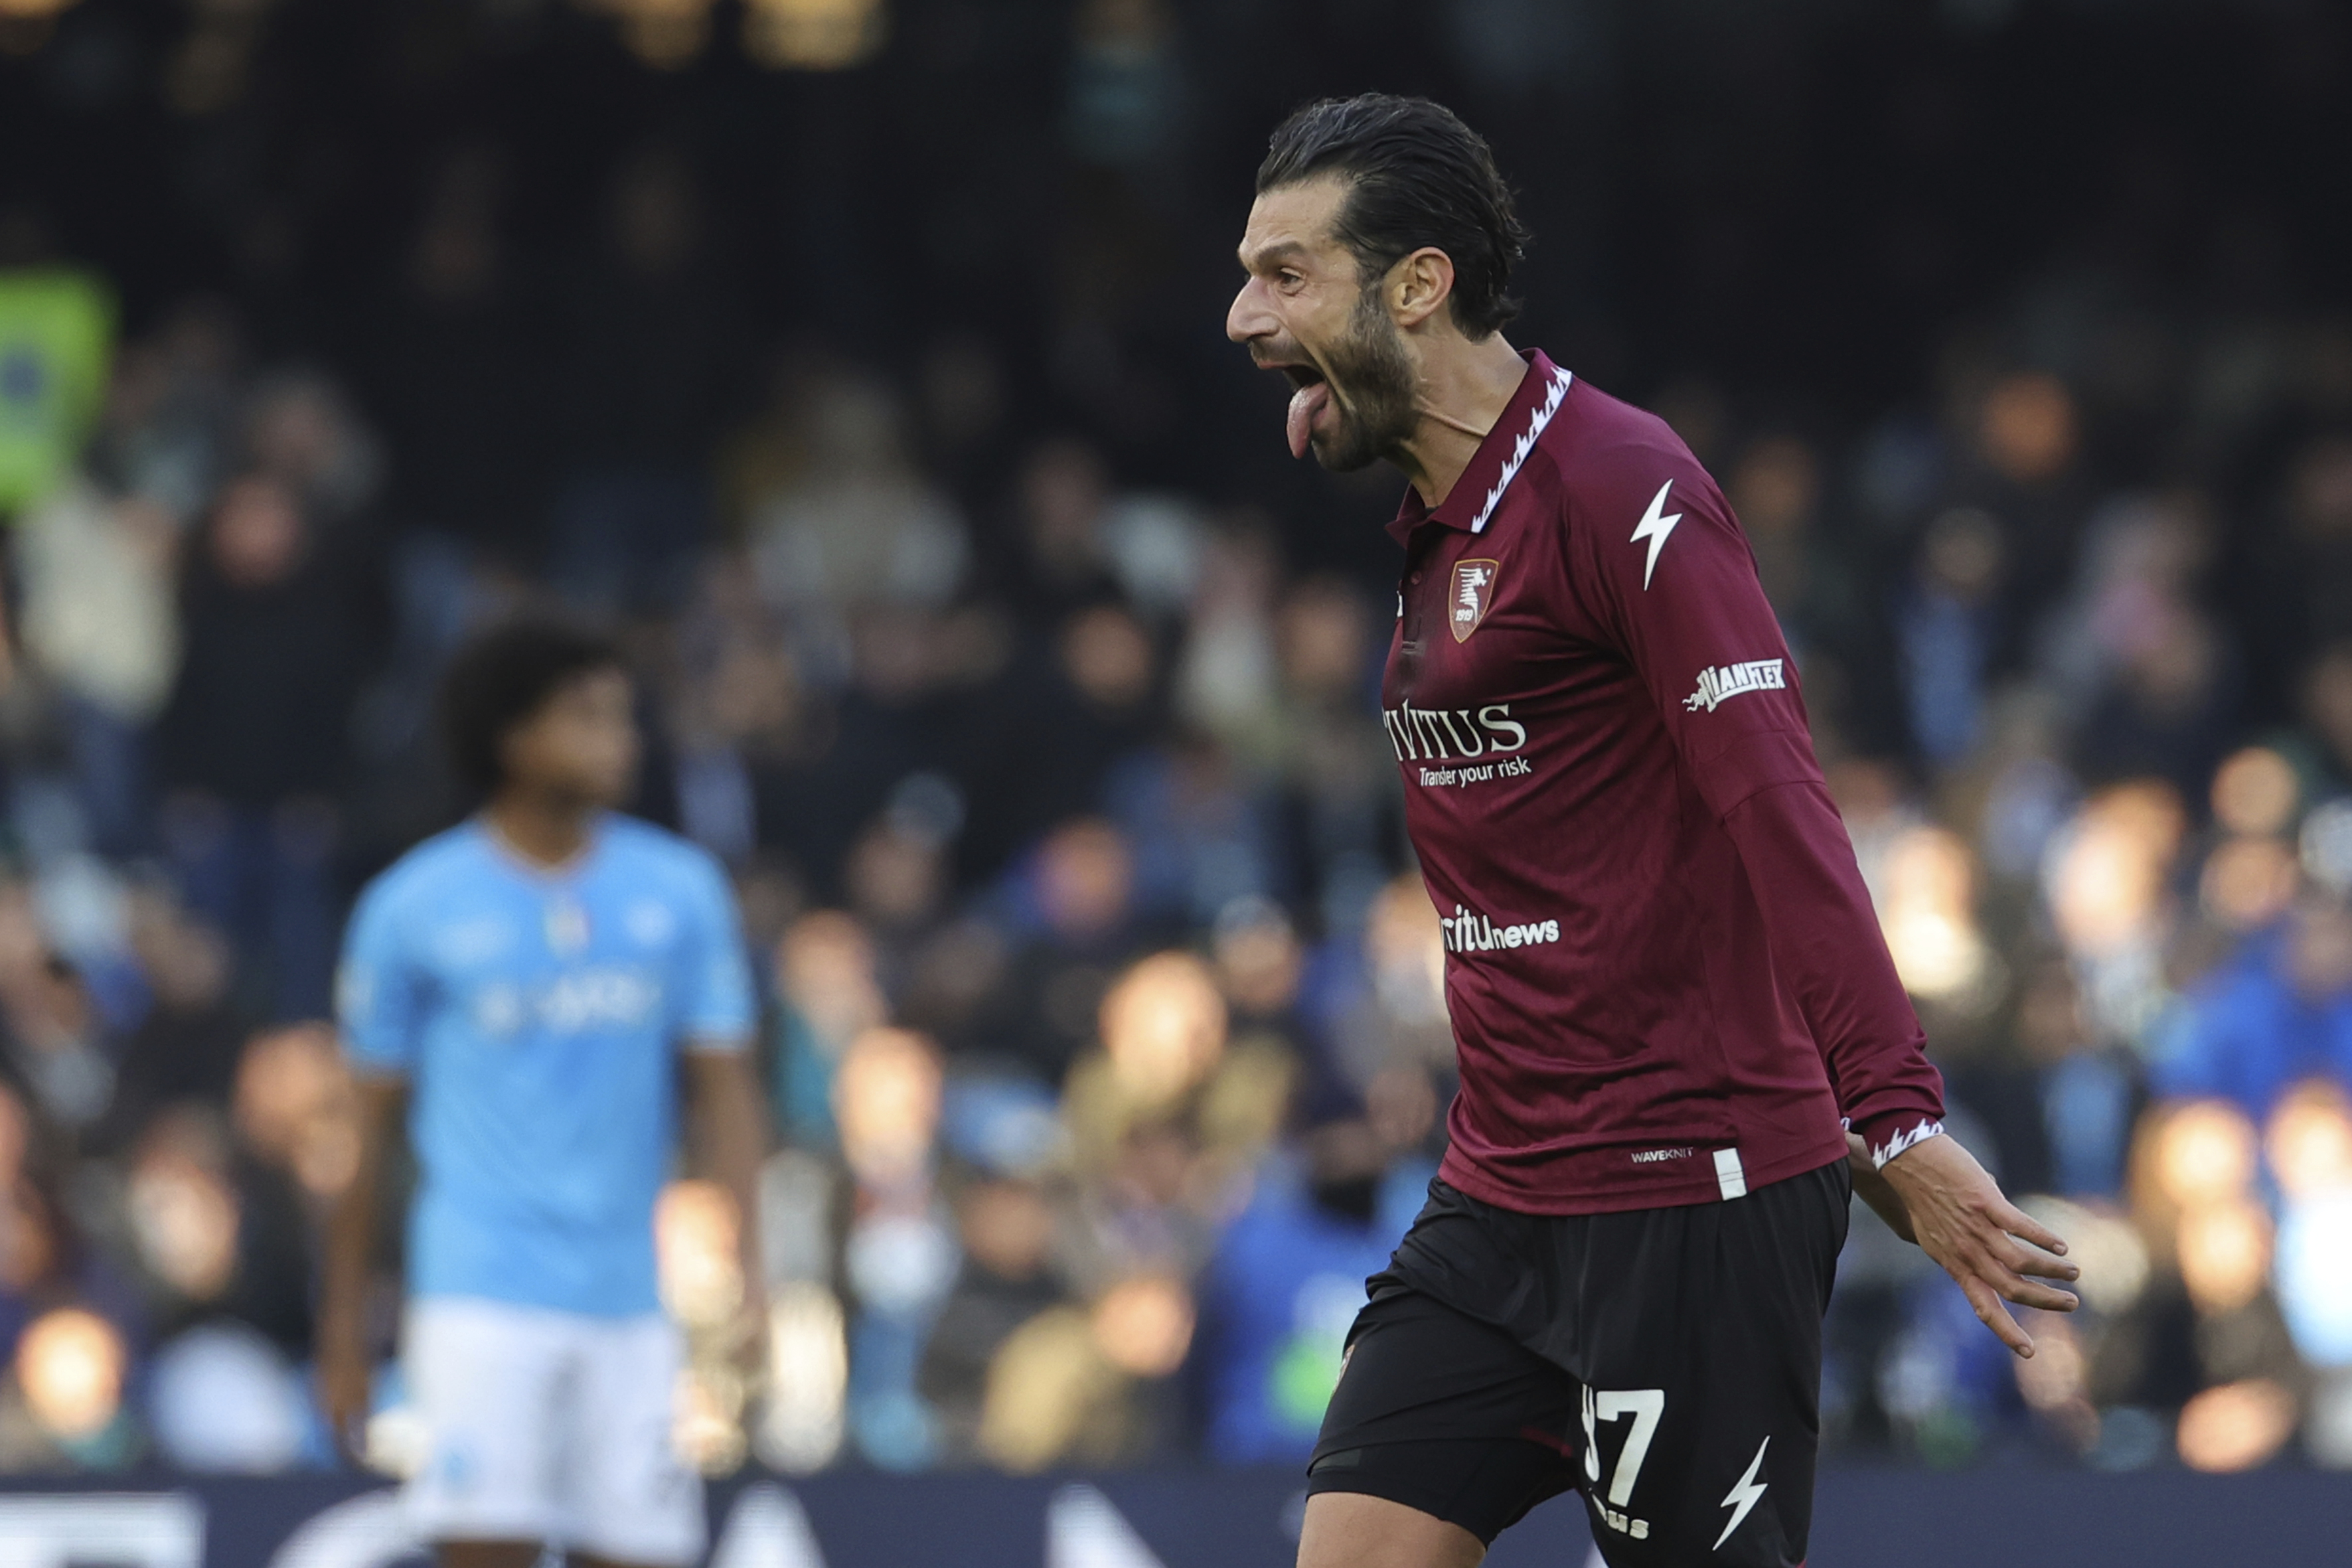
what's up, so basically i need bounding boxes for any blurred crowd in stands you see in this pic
[3,0,2352,1491]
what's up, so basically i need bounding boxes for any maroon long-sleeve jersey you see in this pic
[1383,350,1946,1215]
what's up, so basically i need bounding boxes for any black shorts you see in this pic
[1307,1159,1850,1567]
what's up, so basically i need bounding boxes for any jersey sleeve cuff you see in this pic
[1848,1112,1946,1170]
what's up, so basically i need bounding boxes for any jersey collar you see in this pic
[1385,349,1574,544]
[474,811,610,885]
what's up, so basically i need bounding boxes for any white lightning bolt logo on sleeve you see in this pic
[1630,479,1682,590]
[1713,1437,1770,1550]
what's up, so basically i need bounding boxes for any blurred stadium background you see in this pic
[4,0,2352,1561]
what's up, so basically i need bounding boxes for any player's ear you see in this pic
[1388,247,1456,331]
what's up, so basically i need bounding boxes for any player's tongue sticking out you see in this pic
[1287,380,1331,459]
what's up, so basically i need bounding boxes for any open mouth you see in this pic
[1265,360,1333,459]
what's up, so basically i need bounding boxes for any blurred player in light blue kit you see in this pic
[319,618,768,1568]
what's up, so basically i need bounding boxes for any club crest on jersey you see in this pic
[1450,559,1500,641]
[544,900,591,956]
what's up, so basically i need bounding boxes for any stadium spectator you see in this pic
[154,472,370,1021]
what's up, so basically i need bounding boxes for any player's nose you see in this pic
[1227,277,1275,344]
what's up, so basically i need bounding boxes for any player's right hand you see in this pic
[316,1330,373,1462]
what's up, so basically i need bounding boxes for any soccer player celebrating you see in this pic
[1228,96,2080,1567]
[318,619,766,1568]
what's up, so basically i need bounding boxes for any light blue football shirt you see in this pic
[337,815,755,1317]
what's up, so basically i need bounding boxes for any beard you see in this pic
[1311,289,1420,473]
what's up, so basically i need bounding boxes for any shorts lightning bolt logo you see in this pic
[1714,1436,1770,1550]
[1630,479,1682,591]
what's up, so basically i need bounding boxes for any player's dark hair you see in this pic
[1257,94,1529,340]
[438,616,624,799]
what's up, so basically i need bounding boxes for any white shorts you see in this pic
[402,1296,705,1565]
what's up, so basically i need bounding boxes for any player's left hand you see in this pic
[736,1277,771,1389]
[1873,1130,2080,1358]
[1845,1131,1916,1242]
